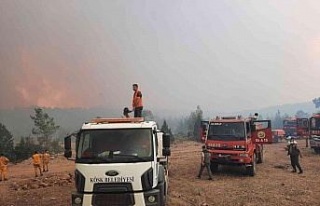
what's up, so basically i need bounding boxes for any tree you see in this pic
[312,97,320,108]
[161,120,175,142]
[190,106,203,141]
[142,110,154,121]
[0,123,14,159]
[30,107,60,148]
[14,136,42,162]
[161,120,169,133]
[273,110,283,129]
[295,110,308,118]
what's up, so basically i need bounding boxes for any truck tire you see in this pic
[257,151,263,164]
[210,162,219,173]
[247,154,256,177]
[158,166,164,183]
[157,166,167,206]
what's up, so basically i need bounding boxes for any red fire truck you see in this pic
[309,113,320,154]
[205,116,272,176]
[200,120,209,142]
[296,118,309,138]
[283,118,297,136]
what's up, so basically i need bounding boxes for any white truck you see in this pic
[64,117,171,206]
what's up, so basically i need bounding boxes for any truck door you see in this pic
[251,120,272,144]
[200,120,209,142]
[296,118,309,136]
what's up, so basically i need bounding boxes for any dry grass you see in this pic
[1,139,320,206]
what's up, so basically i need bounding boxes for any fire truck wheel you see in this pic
[257,151,263,164]
[247,154,256,177]
[156,181,166,206]
[210,163,219,173]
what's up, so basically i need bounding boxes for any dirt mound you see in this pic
[10,173,73,191]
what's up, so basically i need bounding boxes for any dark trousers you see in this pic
[197,163,212,179]
[134,107,143,117]
[290,155,303,172]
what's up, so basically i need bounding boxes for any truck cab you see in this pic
[200,120,209,142]
[309,114,320,154]
[283,118,297,137]
[205,116,272,176]
[64,118,170,206]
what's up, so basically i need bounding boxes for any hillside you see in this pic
[0,101,317,138]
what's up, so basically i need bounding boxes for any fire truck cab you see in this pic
[205,116,272,176]
[283,118,297,137]
[309,113,320,154]
[296,118,309,138]
[64,117,171,206]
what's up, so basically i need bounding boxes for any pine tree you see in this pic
[30,107,60,148]
[161,120,175,142]
[14,136,42,162]
[0,123,14,159]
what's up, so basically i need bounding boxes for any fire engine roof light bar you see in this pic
[90,117,145,124]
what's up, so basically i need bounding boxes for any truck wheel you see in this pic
[247,154,256,176]
[210,163,219,173]
[157,182,166,206]
[257,151,263,164]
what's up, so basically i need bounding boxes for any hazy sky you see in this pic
[1,1,319,114]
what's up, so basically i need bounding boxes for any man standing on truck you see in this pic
[197,145,213,180]
[132,83,143,117]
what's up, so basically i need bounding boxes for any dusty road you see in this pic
[1,139,320,206]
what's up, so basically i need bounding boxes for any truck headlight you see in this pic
[147,195,156,203]
[239,153,249,157]
[74,197,82,205]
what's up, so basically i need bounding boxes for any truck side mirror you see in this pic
[64,136,72,158]
[162,148,171,156]
[251,124,256,132]
[163,133,170,148]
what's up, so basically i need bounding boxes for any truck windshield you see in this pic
[283,120,296,127]
[310,118,320,130]
[76,128,153,163]
[297,118,308,128]
[207,122,245,141]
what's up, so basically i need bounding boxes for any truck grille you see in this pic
[92,193,135,206]
[92,183,135,206]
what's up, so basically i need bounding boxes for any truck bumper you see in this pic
[71,189,161,206]
[211,154,251,165]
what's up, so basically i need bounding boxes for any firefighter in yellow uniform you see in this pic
[0,153,9,181]
[32,151,43,177]
[42,150,50,172]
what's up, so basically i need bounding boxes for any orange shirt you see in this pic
[32,154,41,165]
[132,90,143,108]
[43,153,50,163]
[0,156,9,168]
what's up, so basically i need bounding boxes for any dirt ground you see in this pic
[1,139,320,206]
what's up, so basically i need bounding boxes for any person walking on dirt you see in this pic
[288,141,303,174]
[32,151,43,177]
[132,84,143,117]
[42,150,50,172]
[197,145,213,180]
[0,153,9,181]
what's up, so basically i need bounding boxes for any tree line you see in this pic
[0,107,62,162]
